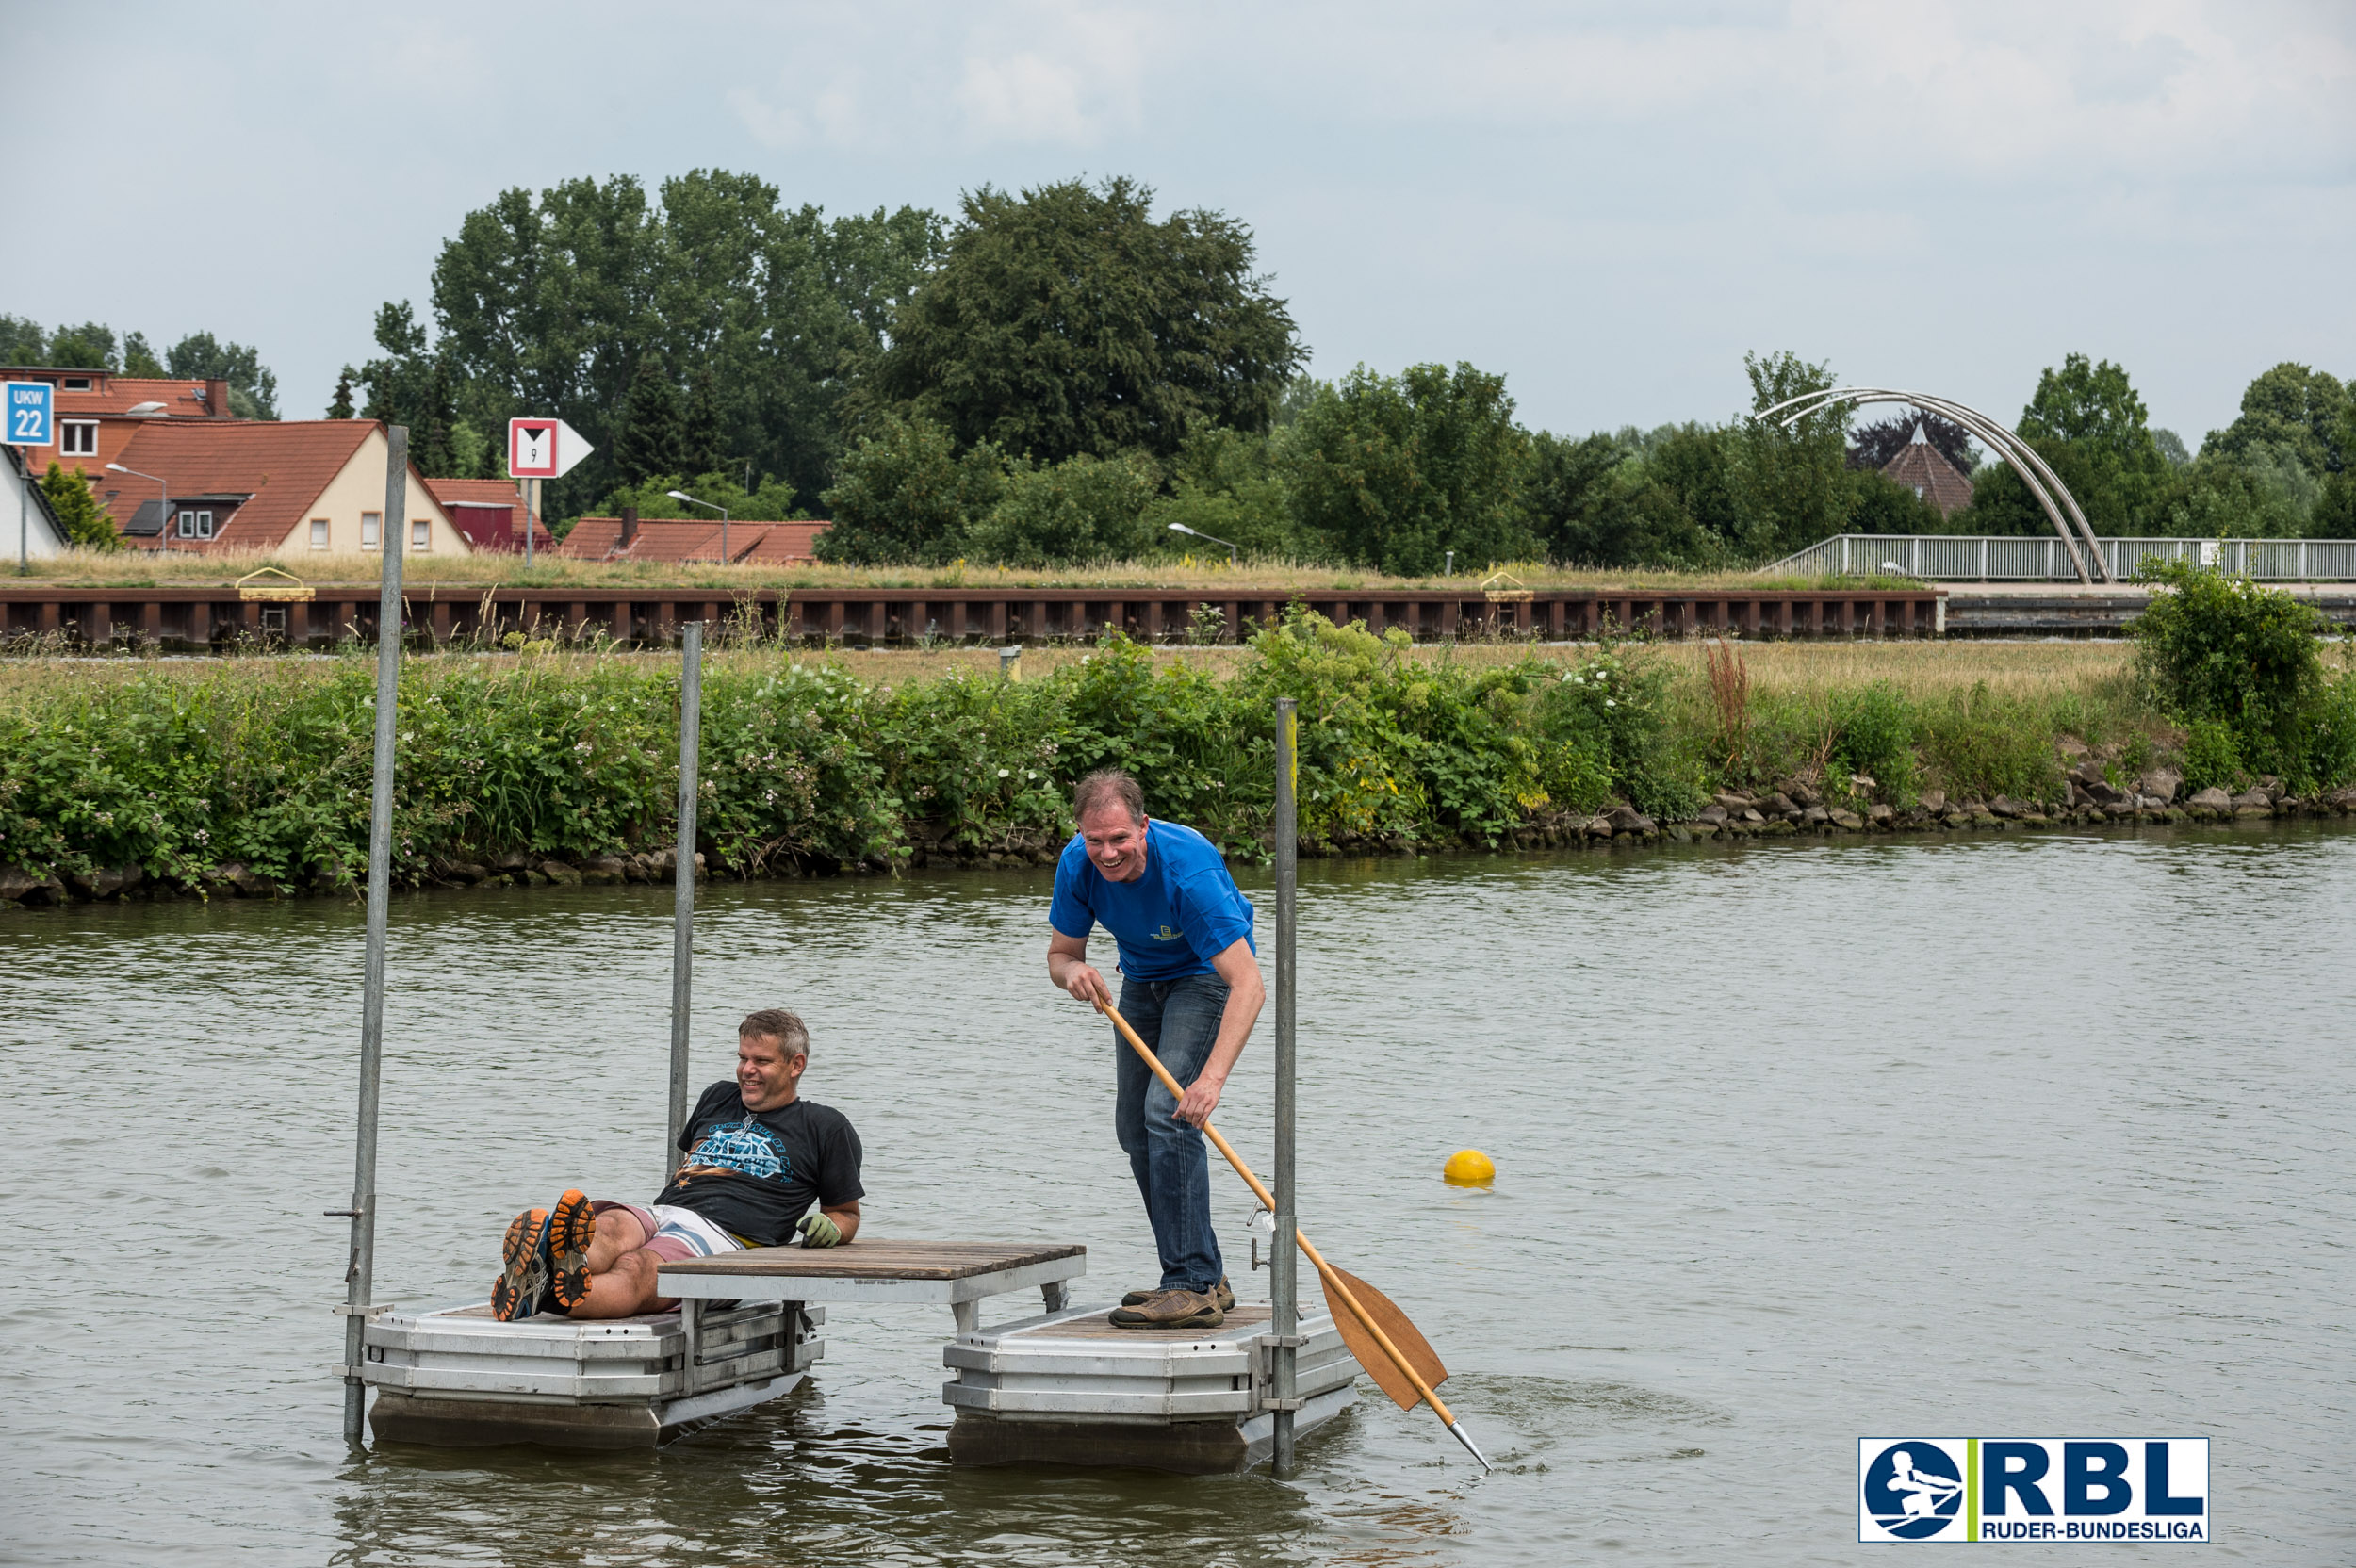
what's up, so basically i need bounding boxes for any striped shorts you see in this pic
[591,1200,745,1264]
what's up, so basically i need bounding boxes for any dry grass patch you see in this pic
[8,547,1900,596]
[1657,639,2135,702]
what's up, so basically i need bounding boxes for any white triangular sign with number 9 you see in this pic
[508,416,593,479]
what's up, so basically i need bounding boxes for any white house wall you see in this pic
[271,425,471,558]
[5,452,68,559]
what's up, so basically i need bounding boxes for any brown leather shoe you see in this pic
[1122,1276,1235,1310]
[1108,1288,1224,1330]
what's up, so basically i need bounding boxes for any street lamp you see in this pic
[106,462,168,552]
[667,488,729,563]
[1166,520,1237,566]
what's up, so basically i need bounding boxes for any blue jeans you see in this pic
[1115,973,1228,1293]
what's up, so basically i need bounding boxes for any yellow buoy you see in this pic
[1443,1149,1497,1186]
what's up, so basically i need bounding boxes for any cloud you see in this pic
[953,5,1155,145]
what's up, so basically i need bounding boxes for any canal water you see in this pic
[2,826,2349,1565]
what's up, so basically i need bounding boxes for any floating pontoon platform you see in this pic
[359,1238,1364,1468]
[358,1239,1088,1451]
[364,1298,821,1449]
[941,1301,1358,1473]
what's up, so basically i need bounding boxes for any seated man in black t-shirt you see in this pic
[490,1008,865,1321]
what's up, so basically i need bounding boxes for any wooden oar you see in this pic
[1094,998,1493,1471]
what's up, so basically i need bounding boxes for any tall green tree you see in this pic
[2319,400,2356,536]
[0,315,43,364]
[599,469,800,522]
[1525,430,1723,568]
[1146,424,1301,560]
[1634,422,1749,550]
[874,177,1302,466]
[164,331,280,418]
[614,360,686,486]
[1732,350,1852,557]
[816,413,1008,564]
[46,321,117,369]
[407,170,943,521]
[1964,353,2175,535]
[680,367,729,482]
[1285,362,1535,576]
[2203,362,2348,476]
[969,450,1164,567]
[122,332,165,378]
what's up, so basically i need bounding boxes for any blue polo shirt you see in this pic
[1049,820,1256,983]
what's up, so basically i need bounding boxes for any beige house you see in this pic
[90,418,471,556]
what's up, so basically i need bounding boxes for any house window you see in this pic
[411,519,431,551]
[59,421,97,457]
[361,512,381,547]
[176,509,214,541]
[310,518,330,549]
[61,377,91,391]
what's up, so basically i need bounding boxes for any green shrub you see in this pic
[2179,717,2244,793]
[2306,670,2356,792]
[968,450,1163,567]
[1917,684,2062,802]
[1830,683,1920,808]
[816,414,1007,565]
[2134,558,2326,785]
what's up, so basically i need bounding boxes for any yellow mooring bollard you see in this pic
[1443,1149,1497,1186]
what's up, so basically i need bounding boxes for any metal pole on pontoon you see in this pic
[339,422,407,1445]
[668,621,702,1177]
[1271,697,1300,1474]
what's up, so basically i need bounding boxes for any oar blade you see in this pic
[1321,1266,1448,1412]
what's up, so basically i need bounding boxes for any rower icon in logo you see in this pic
[1863,1441,1965,1539]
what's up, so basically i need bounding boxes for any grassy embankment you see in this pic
[7,547,1910,595]
[8,616,2253,910]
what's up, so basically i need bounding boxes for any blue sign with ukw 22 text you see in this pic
[6,382,54,447]
[1858,1437,2209,1544]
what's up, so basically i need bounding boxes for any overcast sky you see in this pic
[8,1,2350,445]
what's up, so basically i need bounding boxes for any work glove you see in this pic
[797,1211,842,1248]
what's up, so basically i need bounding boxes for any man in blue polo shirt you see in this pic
[1047,768,1265,1330]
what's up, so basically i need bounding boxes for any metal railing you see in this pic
[1762,534,2356,583]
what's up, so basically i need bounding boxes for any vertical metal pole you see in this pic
[667,621,702,1177]
[525,477,536,569]
[341,424,407,1445]
[1270,697,1300,1474]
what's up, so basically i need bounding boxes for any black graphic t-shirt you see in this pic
[654,1083,864,1247]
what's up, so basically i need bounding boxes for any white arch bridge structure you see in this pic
[1754,387,2113,586]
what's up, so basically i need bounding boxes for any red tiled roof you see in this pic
[423,477,553,553]
[18,372,235,420]
[93,419,382,550]
[556,516,827,564]
[1880,437,1975,517]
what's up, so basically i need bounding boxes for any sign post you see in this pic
[508,416,594,571]
[7,382,53,574]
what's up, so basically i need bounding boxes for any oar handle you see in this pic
[1092,997,1459,1428]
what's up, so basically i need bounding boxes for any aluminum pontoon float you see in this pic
[660,1246,1357,1474]
[361,1239,1089,1450]
[364,1241,1361,1470]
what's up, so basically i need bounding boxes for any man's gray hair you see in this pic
[739,1008,810,1060]
[1072,769,1146,825]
